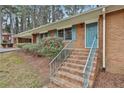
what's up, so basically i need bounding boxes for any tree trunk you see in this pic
[15,16,19,34]
[32,6,37,28]
[51,6,55,22]
[10,13,14,43]
[0,6,2,45]
[20,16,23,32]
[22,15,26,31]
[27,16,31,30]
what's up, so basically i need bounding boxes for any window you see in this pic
[65,28,72,40]
[58,29,64,38]
[44,33,48,37]
[39,34,43,39]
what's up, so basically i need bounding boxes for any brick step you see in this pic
[71,51,98,56]
[71,52,89,56]
[66,58,86,65]
[60,66,83,76]
[69,55,87,60]
[63,62,85,70]
[48,48,98,88]
[48,82,60,88]
[50,77,82,88]
[72,49,99,54]
[50,78,71,88]
[69,55,97,60]
[72,49,89,53]
[57,71,83,86]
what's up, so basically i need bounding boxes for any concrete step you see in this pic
[60,66,83,77]
[57,71,83,86]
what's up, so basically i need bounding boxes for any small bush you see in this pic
[16,43,27,48]
[20,37,64,58]
[40,37,64,58]
[22,44,39,54]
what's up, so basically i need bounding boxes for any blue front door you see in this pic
[86,22,98,48]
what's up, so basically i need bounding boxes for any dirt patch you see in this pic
[17,51,50,86]
[94,71,124,88]
[0,51,50,88]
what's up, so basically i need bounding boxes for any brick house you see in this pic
[14,5,124,87]
[2,32,11,43]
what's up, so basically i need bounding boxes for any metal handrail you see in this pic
[49,40,72,65]
[83,37,96,73]
[83,36,97,88]
[49,40,73,79]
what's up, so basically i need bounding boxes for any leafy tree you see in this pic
[0,5,98,37]
[64,5,85,16]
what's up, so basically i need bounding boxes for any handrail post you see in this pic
[49,63,51,81]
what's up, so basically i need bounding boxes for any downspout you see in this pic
[102,8,106,71]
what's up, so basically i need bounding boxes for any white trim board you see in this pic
[85,18,98,24]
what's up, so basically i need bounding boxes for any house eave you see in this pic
[14,5,124,38]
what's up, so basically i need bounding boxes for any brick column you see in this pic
[15,37,19,44]
[32,34,37,43]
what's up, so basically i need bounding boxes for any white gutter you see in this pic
[102,8,106,70]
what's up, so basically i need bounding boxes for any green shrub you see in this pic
[20,37,64,58]
[16,43,27,48]
[38,37,64,58]
[22,43,40,54]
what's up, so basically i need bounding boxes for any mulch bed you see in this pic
[94,71,124,88]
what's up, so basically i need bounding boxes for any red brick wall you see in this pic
[2,35,10,42]
[105,9,124,74]
[32,34,37,43]
[97,15,103,69]
[73,23,85,48]
[49,30,55,37]
[48,30,57,37]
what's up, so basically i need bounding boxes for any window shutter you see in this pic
[55,31,58,37]
[48,32,50,37]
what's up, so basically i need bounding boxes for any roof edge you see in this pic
[14,6,108,37]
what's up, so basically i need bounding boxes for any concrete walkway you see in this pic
[0,48,20,53]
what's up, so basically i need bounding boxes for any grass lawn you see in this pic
[0,51,49,88]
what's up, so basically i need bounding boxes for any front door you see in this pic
[85,22,98,48]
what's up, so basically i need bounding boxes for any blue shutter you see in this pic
[55,31,58,37]
[72,25,76,40]
[48,32,50,37]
